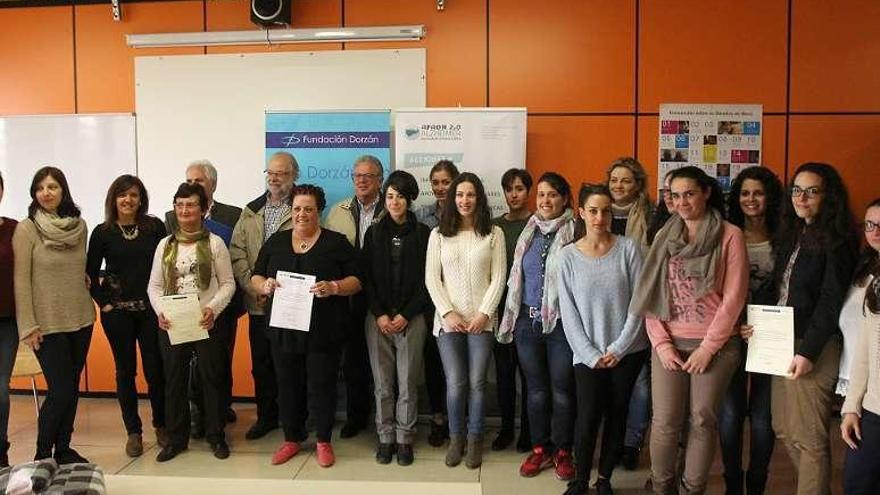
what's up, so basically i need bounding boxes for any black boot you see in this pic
[0,440,9,468]
[745,470,767,495]
[723,470,744,495]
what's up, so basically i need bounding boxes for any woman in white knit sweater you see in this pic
[425,172,506,470]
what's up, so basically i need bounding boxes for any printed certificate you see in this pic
[746,304,794,377]
[269,271,316,332]
[160,293,208,345]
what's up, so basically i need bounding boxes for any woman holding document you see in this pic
[768,162,858,495]
[840,198,880,494]
[147,182,235,463]
[251,184,361,469]
[630,166,748,494]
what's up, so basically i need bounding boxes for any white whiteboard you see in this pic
[135,49,426,216]
[0,114,137,230]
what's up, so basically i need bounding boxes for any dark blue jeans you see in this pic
[623,362,651,449]
[844,409,880,494]
[0,318,18,443]
[513,313,575,450]
[718,345,774,493]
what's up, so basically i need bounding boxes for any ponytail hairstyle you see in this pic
[573,183,613,240]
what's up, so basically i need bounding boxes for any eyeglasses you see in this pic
[292,206,317,214]
[264,170,291,178]
[790,186,822,199]
[352,173,380,181]
[865,220,880,232]
[174,201,201,211]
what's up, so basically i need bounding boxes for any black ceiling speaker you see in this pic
[251,0,291,27]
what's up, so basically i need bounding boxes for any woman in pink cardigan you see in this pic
[631,166,749,494]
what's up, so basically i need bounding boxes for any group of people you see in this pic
[1,152,879,495]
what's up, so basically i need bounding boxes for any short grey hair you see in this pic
[353,154,384,178]
[187,159,218,187]
[269,152,300,175]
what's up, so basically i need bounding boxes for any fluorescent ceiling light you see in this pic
[127,25,425,48]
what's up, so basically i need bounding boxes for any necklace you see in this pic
[294,230,319,251]
[119,223,139,240]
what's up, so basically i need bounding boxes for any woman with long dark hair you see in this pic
[0,171,18,467]
[769,162,858,495]
[13,166,95,464]
[425,172,506,469]
[631,166,748,494]
[718,166,783,494]
[87,175,167,458]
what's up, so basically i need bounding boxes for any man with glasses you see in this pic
[229,152,299,440]
[164,160,243,439]
[324,155,385,438]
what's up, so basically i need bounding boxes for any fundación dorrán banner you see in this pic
[265,110,392,215]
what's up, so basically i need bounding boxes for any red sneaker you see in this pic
[271,441,300,465]
[554,448,575,481]
[316,442,335,468]
[519,445,553,477]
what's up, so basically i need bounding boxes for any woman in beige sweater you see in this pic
[13,166,95,464]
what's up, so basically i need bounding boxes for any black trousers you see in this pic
[188,308,236,415]
[844,409,880,495]
[423,314,447,416]
[342,297,371,425]
[100,309,165,434]
[33,326,93,456]
[573,350,647,482]
[494,340,530,435]
[248,314,278,424]
[272,346,340,443]
[161,329,227,448]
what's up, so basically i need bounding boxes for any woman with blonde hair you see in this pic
[605,157,653,253]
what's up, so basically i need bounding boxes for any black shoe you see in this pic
[225,408,237,424]
[376,442,394,464]
[53,448,89,464]
[340,421,365,439]
[427,421,448,447]
[156,444,187,463]
[211,440,230,459]
[620,446,639,470]
[515,435,531,453]
[491,428,514,451]
[190,421,205,440]
[725,470,744,495]
[594,477,614,495]
[563,479,589,495]
[245,420,278,440]
[0,440,9,468]
[397,443,414,466]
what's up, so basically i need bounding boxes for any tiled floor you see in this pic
[5,396,846,494]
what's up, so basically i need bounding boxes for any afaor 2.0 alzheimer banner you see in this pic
[395,108,527,218]
[265,111,391,215]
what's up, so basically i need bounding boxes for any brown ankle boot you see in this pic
[465,434,483,469]
[125,433,143,457]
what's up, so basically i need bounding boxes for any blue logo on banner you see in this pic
[675,134,689,149]
[266,132,390,149]
[743,122,761,135]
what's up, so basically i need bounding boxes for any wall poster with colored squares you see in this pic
[658,103,763,192]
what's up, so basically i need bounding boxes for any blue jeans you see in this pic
[514,313,575,450]
[0,318,18,443]
[624,362,651,449]
[844,409,880,494]
[437,330,493,436]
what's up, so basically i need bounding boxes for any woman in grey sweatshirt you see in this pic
[557,183,648,495]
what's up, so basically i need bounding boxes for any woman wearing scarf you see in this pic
[631,166,748,494]
[147,182,235,463]
[498,172,577,482]
[606,157,653,254]
[13,166,95,464]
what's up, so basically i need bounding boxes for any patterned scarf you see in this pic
[497,209,576,343]
[162,227,212,296]
[32,209,85,250]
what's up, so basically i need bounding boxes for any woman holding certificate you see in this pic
[840,198,880,494]
[425,173,506,469]
[631,166,748,494]
[770,162,858,495]
[251,184,361,469]
[13,166,95,464]
[147,182,235,463]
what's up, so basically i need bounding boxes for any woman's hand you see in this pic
[841,412,862,450]
[682,347,714,374]
[259,278,279,296]
[739,324,754,341]
[101,304,114,313]
[310,280,335,299]
[200,307,216,330]
[84,274,91,290]
[657,346,685,371]
[787,355,814,379]
[158,313,170,331]
[597,352,619,369]
[465,313,490,334]
[23,329,43,351]
[376,315,393,334]
[389,314,409,334]
[443,312,467,333]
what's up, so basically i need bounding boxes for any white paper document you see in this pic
[746,304,794,376]
[160,293,208,345]
[269,271,316,332]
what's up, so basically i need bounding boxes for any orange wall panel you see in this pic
[791,0,880,112]
[74,2,205,113]
[788,116,880,215]
[0,7,75,115]
[206,0,342,54]
[639,0,788,113]
[490,0,635,113]
[344,0,487,107]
